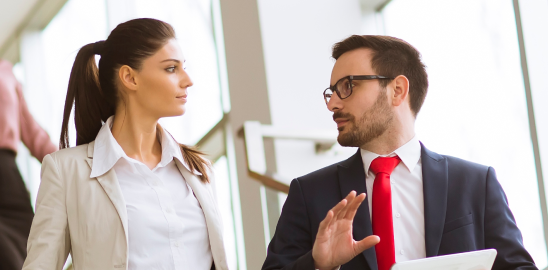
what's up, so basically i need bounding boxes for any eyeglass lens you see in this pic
[337,77,352,98]
[324,77,352,104]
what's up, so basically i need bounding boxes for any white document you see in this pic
[390,249,497,270]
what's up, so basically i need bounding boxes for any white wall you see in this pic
[257,0,369,182]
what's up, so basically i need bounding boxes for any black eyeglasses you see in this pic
[323,75,394,104]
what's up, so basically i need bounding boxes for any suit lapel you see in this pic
[337,150,377,270]
[85,142,129,242]
[175,160,228,270]
[420,142,448,257]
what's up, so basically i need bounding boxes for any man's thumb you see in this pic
[355,235,380,253]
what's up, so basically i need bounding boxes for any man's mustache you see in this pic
[333,111,355,122]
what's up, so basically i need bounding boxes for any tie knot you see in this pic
[370,156,401,175]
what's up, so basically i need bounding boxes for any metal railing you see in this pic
[241,121,338,194]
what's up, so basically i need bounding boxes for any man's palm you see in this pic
[312,192,380,270]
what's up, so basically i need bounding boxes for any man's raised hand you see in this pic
[312,191,380,270]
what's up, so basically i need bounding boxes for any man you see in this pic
[262,35,536,270]
[0,59,58,269]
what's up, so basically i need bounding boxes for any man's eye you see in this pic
[166,67,176,72]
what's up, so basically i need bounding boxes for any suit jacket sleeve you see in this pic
[484,167,537,270]
[23,154,71,270]
[262,179,316,270]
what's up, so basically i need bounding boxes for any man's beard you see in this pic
[334,90,394,147]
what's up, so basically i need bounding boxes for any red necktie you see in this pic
[370,156,401,270]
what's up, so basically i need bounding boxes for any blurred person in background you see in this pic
[262,35,536,270]
[23,18,228,270]
[0,59,58,270]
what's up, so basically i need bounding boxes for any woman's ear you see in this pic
[118,65,138,92]
[391,75,410,107]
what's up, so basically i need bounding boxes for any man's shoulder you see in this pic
[422,144,490,173]
[443,155,489,171]
[294,152,358,186]
[296,162,340,182]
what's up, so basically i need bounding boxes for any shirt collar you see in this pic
[157,125,201,175]
[360,135,421,174]
[90,116,199,178]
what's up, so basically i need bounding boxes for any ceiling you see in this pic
[0,0,67,63]
[0,0,391,63]
[361,0,393,12]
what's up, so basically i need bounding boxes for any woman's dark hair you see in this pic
[332,35,428,117]
[60,18,211,182]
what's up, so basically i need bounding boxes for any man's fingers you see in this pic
[336,191,357,220]
[330,194,350,220]
[344,193,366,220]
[331,198,348,216]
[355,235,380,254]
[318,210,334,234]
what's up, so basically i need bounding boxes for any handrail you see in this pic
[241,121,337,194]
[248,170,290,194]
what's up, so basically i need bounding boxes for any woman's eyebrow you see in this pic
[160,59,180,63]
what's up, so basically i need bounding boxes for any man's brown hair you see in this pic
[332,35,428,116]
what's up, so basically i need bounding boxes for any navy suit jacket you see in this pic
[262,144,537,270]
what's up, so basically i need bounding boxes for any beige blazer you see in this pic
[23,141,229,270]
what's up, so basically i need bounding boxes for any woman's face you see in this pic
[130,39,193,119]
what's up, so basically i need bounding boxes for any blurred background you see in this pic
[1,0,548,269]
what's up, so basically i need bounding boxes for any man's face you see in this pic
[327,48,394,147]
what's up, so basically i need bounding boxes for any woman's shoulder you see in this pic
[48,142,91,164]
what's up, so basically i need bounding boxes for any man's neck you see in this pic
[360,125,415,156]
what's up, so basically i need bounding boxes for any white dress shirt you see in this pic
[90,116,213,270]
[360,136,426,263]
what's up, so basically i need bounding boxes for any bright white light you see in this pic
[383,0,546,266]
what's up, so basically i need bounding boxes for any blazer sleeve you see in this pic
[23,154,71,270]
[484,167,537,270]
[262,179,316,270]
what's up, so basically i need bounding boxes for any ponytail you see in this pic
[180,145,211,183]
[60,41,114,149]
[162,128,211,183]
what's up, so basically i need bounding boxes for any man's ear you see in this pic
[391,75,410,107]
[118,65,138,92]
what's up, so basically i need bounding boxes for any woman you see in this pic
[23,18,228,270]
[0,60,57,270]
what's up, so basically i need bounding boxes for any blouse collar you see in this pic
[90,116,199,178]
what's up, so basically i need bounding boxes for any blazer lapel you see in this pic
[337,150,377,270]
[85,142,129,242]
[175,160,228,270]
[420,142,448,257]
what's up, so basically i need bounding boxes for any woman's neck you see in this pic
[111,110,162,170]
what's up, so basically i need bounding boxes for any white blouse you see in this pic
[90,116,213,270]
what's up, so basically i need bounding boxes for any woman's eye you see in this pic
[166,67,176,73]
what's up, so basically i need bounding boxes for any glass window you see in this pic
[382,0,546,266]
[214,156,238,270]
[17,0,108,205]
[106,0,224,145]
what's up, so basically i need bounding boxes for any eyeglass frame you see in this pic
[323,75,395,104]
